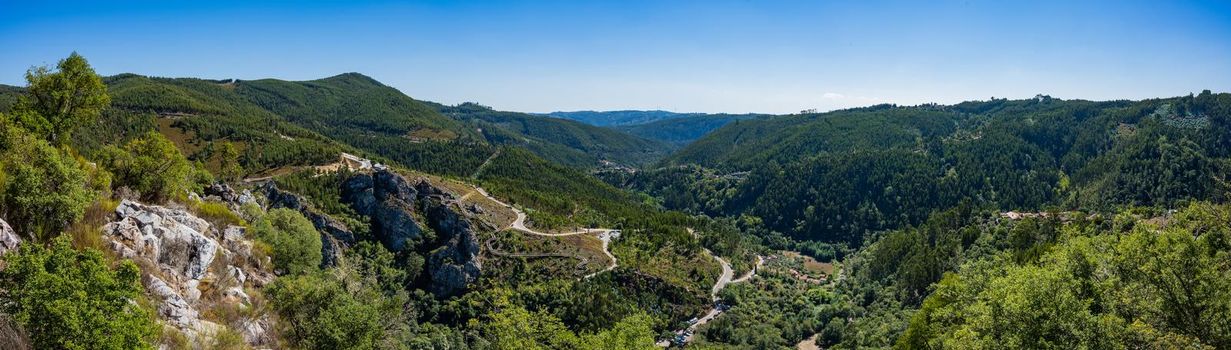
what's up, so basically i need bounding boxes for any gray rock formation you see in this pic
[107,200,218,281]
[262,183,354,267]
[342,169,422,252]
[423,198,481,297]
[101,200,276,347]
[341,168,482,296]
[0,219,20,257]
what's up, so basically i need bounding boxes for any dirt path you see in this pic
[469,149,501,179]
[797,333,822,350]
[731,255,764,283]
[471,186,620,277]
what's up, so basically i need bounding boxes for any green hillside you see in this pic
[616,113,763,145]
[435,102,673,167]
[623,94,1231,245]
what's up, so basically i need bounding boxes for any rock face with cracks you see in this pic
[342,168,481,297]
[101,200,275,347]
[0,219,21,257]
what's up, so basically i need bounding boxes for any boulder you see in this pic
[374,169,417,202]
[105,200,219,281]
[343,169,423,252]
[372,199,421,251]
[341,173,376,216]
[147,276,199,329]
[0,219,20,257]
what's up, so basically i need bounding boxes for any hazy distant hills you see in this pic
[546,110,769,145]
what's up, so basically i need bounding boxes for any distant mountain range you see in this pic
[545,110,770,145]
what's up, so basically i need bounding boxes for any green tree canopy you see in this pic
[15,52,110,145]
[0,123,94,240]
[0,236,158,349]
[96,131,195,202]
[251,208,323,275]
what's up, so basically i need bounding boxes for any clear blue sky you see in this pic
[2,0,1229,114]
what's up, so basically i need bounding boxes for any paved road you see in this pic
[660,229,764,346]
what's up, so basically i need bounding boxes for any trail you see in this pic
[471,186,620,277]
[469,149,501,179]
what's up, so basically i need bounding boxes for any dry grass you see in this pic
[67,198,120,253]
[186,200,246,228]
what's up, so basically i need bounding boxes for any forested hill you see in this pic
[431,102,673,167]
[618,93,1231,245]
[85,73,674,171]
[546,110,703,126]
[615,113,762,145]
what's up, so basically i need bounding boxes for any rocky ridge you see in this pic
[101,200,276,347]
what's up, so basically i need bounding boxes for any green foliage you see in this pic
[0,236,158,349]
[103,74,345,173]
[274,169,370,238]
[627,95,1231,245]
[900,203,1231,348]
[215,141,242,181]
[266,271,407,350]
[436,102,673,167]
[478,294,657,350]
[0,123,95,239]
[251,208,323,275]
[96,131,198,202]
[615,114,763,145]
[14,52,110,145]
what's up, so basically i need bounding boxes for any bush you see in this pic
[0,236,158,349]
[96,131,196,202]
[251,208,322,275]
[0,125,95,240]
[266,271,406,349]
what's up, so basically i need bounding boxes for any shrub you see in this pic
[96,131,196,202]
[0,236,159,349]
[0,126,95,240]
[250,208,322,275]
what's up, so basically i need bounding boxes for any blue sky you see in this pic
[2,0,1229,113]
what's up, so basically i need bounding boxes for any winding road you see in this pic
[660,229,766,346]
[470,187,620,277]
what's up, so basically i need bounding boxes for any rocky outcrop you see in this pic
[263,183,354,267]
[0,219,20,257]
[108,200,218,281]
[203,183,256,210]
[423,198,482,297]
[101,200,275,347]
[342,170,423,252]
[341,168,481,296]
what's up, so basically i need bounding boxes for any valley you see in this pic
[0,45,1230,349]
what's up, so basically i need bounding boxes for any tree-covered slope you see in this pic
[434,102,673,167]
[546,110,704,126]
[615,113,762,145]
[623,94,1231,245]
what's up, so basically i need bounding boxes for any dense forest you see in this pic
[611,94,1231,247]
[0,51,1229,350]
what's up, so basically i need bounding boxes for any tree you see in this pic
[0,124,94,240]
[217,141,243,181]
[265,271,407,350]
[251,208,322,275]
[96,131,194,202]
[0,236,158,349]
[16,52,110,145]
